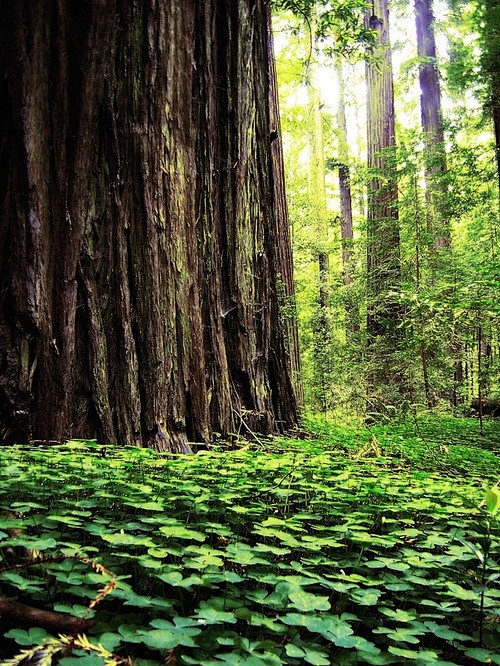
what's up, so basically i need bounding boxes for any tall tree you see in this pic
[0,0,300,451]
[307,45,333,412]
[365,0,404,407]
[413,0,454,406]
[414,0,451,250]
[335,58,360,335]
[481,0,500,195]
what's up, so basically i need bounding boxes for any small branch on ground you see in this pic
[0,597,92,634]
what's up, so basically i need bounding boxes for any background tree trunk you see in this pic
[481,0,500,202]
[307,33,332,415]
[0,0,300,450]
[414,0,450,251]
[335,58,360,336]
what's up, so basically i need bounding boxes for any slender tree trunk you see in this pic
[415,0,462,407]
[411,172,433,408]
[306,32,332,413]
[365,0,404,408]
[493,103,500,197]
[335,59,360,335]
[308,53,330,312]
[478,324,484,434]
[0,0,300,450]
[414,0,450,250]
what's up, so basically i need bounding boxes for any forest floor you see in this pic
[0,416,498,666]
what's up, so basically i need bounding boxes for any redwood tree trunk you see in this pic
[481,0,500,198]
[0,0,300,450]
[414,0,450,250]
[365,0,404,407]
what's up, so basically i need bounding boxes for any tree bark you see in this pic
[0,0,300,450]
[414,0,450,250]
[267,8,304,409]
[365,0,404,407]
[481,0,500,199]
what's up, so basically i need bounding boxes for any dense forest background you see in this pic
[273,0,500,422]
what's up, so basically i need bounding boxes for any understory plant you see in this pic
[0,418,498,665]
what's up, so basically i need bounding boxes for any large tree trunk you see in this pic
[365,0,404,408]
[0,0,300,451]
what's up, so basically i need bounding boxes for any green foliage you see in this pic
[0,421,499,665]
[272,0,375,56]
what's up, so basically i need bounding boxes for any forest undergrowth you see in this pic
[0,416,498,666]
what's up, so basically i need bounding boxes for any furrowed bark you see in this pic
[414,0,450,250]
[0,0,300,450]
[365,0,405,408]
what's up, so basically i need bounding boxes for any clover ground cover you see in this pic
[0,419,498,665]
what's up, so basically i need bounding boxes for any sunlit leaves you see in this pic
[158,524,206,542]
[485,485,500,516]
[100,532,156,547]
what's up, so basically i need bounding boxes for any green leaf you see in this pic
[388,647,439,661]
[349,588,382,606]
[96,632,122,651]
[127,501,164,511]
[356,652,398,665]
[302,648,330,665]
[225,544,269,566]
[337,636,380,653]
[4,627,51,646]
[288,589,331,611]
[60,656,103,666]
[158,525,206,542]
[281,613,354,645]
[485,485,500,516]
[465,648,500,664]
[101,532,156,547]
[9,536,57,550]
[380,608,415,623]
[373,626,423,644]
[157,571,206,589]
[423,621,471,642]
[444,582,477,600]
[140,628,197,650]
[194,601,237,625]
[147,547,171,558]
[285,644,306,657]
[157,571,183,586]
[118,625,146,644]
